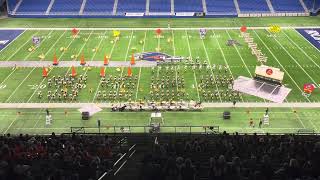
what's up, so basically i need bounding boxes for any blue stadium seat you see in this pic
[206,0,236,15]
[149,0,171,12]
[51,0,82,14]
[238,0,270,13]
[270,0,304,12]
[16,0,50,14]
[7,0,19,12]
[83,0,114,14]
[174,0,203,12]
[304,0,320,12]
[117,0,146,14]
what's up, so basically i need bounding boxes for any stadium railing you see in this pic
[70,125,220,134]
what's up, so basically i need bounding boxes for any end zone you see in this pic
[296,28,320,50]
[0,30,25,52]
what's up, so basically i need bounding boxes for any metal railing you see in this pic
[70,125,220,134]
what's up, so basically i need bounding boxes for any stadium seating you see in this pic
[50,0,82,14]
[0,133,125,180]
[15,0,50,14]
[149,0,171,13]
[270,0,305,12]
[83,0,114,15]
[304,0,320,12]
[6,0,316,16]
[116,0,146,14]
[206,0,237,15]
[237,0,270,13]
[174,0,203,12]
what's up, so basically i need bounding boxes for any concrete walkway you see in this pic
[0,102,320,109]
[0,61,157,68]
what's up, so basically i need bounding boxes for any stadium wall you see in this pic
[8,13,238,18]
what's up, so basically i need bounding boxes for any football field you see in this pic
[0,28,320,103]
[0,17,320,135]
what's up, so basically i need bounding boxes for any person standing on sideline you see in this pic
[259,118,263,128]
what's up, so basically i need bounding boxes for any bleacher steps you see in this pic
[45,0,55,15]
[12,0,23,15]
[171,0,174,15]
[265,0,275,13]
[79,0,87,15]
[113,0,118,15]
[202,0,208,14]
[299,0,309,13]
[145,0,150,15]
[233,0,241,14]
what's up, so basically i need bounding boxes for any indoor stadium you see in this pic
[0,0,319,179]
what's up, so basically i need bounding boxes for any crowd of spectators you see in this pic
[140,133,320,180]
[0,133,116,180]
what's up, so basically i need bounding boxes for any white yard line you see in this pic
[3,115,19,134]
[293,112,306,129]
[253,30,311,102]
[31,30,94,128]
[210,30,244,102]
[135,31,147,101]
[185,30,201,102]
[200,35,222,102]
[294,28,320,54]
[1,27,320,31]
[268,30,319,87]
[225,30,253,77]
[225,30,267,103]
[26,30,67,102]
[282,30,320,72]
[5,30,55,103]
[91,34,120,102]
[0,31,40,88]
[171,30,179,92]
[115,30,134,102]
[0,30,26,53]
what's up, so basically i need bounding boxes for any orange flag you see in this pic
[100,67,105,77]
[104,55,109,65]
[80,53,86,65]
[130,54,135,65]
[53,53,58,65]
[42,67,48,77]
[71,66,77,77]
[127,66,132,77]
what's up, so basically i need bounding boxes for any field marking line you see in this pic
[32,30,94,128]
[0,30,26,53]
[3,115,19,134]
[293,28,320,54]
[13,127,307,130]
[1,27,320,31]
[307,118,319,133]
[26,30,67,102]
[267,30,319,87]
[0,31,40,88]
[210,30,244,102]
[225,30,266,103]
[171,30,180,92]
[5,30,55,103]
[293,112,306,129]
[200,32,222,102]
[282,30,320,72]
[252,30,311,102]
[91,33,119,102]
[135,30,147,101]
[115,30,134,102]
[185,30,201,102]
